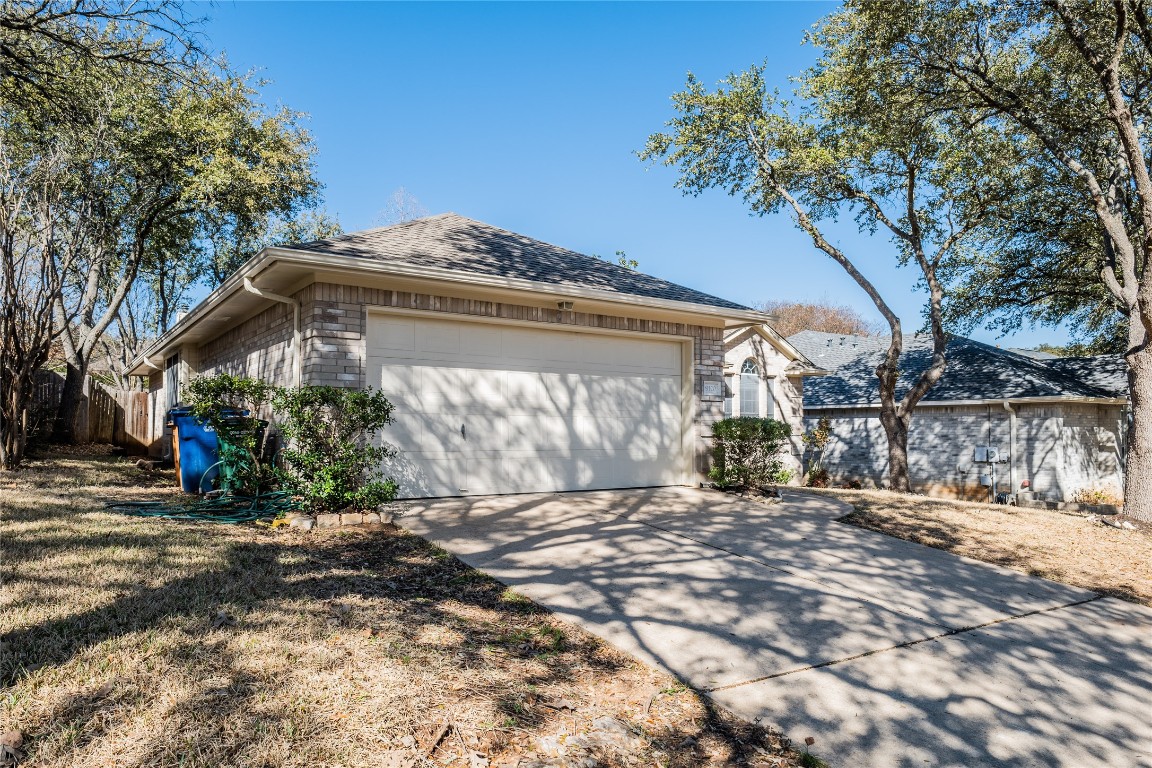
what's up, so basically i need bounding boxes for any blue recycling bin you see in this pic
[168,407,220,493]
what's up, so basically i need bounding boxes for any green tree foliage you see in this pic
[0,0,203,118]
[44,62,326,439]
[0,4,331,456]
[837,0,1152,518]
[272,385,399,514]
[641,44,1013,491]
[709,417,793,489]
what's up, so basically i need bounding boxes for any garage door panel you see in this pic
[385,452,466,498]
[502,328,546,361]
[368,314,685,498]
[370,316,416,352]
[459,324,504,358]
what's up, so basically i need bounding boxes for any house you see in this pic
[721,324,825,479]
[127,213,793,498]
[788,331,1129,502]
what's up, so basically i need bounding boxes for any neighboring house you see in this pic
[722,324,825,479]
[128,213,772,498]
[788,331,1129,502]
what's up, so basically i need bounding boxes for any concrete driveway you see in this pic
[401,487,1152,767]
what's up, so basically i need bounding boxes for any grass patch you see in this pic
[1,450,812,767]
[801,487,1152,605]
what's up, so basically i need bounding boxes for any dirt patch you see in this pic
[0,452,812,767]
[797,487,1152,606]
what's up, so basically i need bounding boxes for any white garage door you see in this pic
[366,313,686,498]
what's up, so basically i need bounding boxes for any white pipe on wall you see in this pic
[1003,400,1018,493]
[243,278,301,388]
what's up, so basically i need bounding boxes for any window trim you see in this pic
[739,359,760,417]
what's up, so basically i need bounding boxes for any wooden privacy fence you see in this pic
[33,370,153,453]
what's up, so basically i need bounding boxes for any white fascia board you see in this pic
[267,247,768,324]
[127,247,769,374]
[724,323,826,374]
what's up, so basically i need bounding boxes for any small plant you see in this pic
[807,467,831,488]
[537,624,567,652]
[183,374,277,494]
[272,385,399,514]
[802,416,834,486]
[798,736,828,768]
[1070,487,1123,506]
[708,416,792,490]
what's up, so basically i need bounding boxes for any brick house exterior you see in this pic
[789,331,1129,503]
[130,214,764,495]
[722,325,824,481]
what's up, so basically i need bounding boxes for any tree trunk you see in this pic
[53,361,86,442]
[879,407,912,493]
[1125,345,1152,521]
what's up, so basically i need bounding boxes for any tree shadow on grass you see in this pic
[2,514,795,767]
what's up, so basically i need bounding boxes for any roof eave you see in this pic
[127,247,769,374]
[724,322,823,370]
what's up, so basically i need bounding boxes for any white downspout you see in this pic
[1003,400,1017,494]
[243,278,301,388]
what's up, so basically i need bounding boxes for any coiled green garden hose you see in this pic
[106,490,300,523]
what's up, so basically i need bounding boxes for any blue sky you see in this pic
[199,1,1066,348]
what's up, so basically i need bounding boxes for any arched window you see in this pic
[740,359,760,417]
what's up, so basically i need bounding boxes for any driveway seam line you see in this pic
[703,594,1105,693]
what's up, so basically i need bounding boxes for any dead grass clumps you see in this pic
[1,453,805,767]
[805,487,1152,606]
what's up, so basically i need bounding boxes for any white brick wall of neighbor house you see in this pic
[789,331,1129,503]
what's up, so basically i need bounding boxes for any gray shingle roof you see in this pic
[282,213,750,311]
[788,330,1123,406]
[1043,355,1128,397]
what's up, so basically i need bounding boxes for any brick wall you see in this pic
[806,402,1125,502]
[198,302,294,384]
[723,329,808,482]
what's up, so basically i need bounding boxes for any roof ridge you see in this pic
[289,212,460,248]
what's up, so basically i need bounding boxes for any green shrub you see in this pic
[272,385,399,513]
[708,417,792,490]
[183,374,277,494]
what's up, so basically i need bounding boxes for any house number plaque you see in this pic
[702,381,723,398]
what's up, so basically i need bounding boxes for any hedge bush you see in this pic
[271,385,399,513]
[184,375,399,512]
[709,416,793,489]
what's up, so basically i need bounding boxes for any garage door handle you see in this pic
[461,423,466,440]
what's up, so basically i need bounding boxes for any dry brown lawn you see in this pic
[800,487,1152,606]
[0,450,811,768]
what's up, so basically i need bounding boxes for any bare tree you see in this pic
[373,187,428,226]
[759,299,883,338]
[0,130,86,468]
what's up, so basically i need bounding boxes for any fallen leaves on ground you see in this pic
[1,451,811,767]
